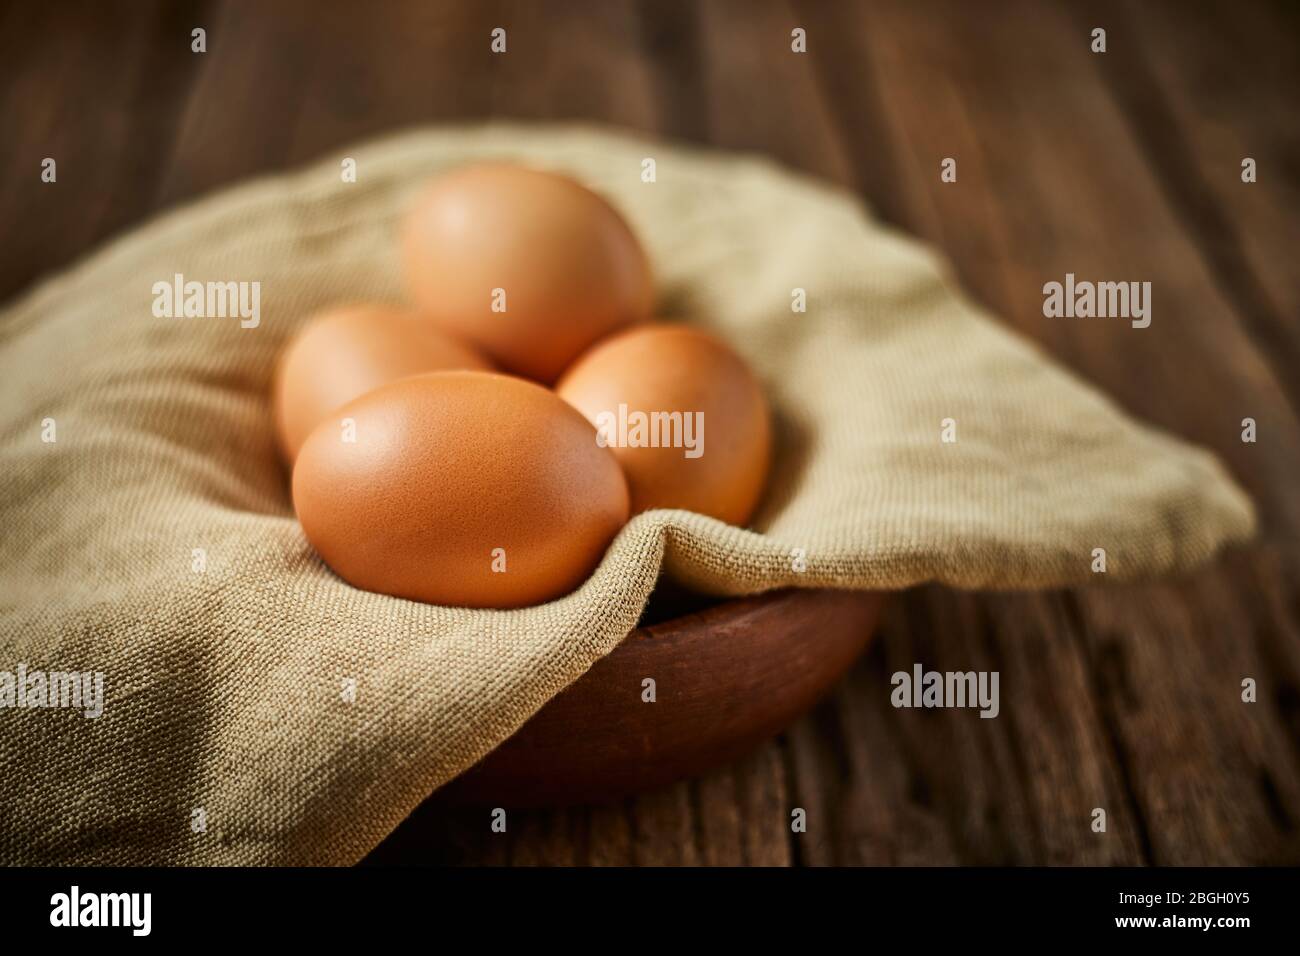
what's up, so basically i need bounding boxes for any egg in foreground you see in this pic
[292,370,630,608]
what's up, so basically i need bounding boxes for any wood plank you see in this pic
[810,0,1300,865]
[154,0,501,202]
[1086,0,1300,412]
[1073,558,1300,864]
[632,0,711,142]
[0,0,214,303]
[627,782,701,865]
[505,807,581,866]
[810,0,1300,534]
[732,741,794,866]
[582,802,635,866]
[154,0,328,204]
[485,0,659,126]
[691,0,855,186]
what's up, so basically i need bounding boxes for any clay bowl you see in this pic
[441,586,886,806]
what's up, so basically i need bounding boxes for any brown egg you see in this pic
[556,324,771,526]
[292,371,630,608]
[400,163,653,383]
[272,303,492,462]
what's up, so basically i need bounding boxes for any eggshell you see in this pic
[272,303,492,462]
[556,324,771,526]
[292,370,630,608]
[401,163,653,383]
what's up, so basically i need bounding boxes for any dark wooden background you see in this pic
[4,0,1298,865]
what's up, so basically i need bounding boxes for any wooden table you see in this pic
[4,0,1297,865]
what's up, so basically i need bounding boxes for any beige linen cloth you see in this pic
[0,125,1253,865]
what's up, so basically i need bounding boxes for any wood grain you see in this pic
[2,0,1296,866]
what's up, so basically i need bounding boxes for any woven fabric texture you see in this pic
[0,125,1253,864]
